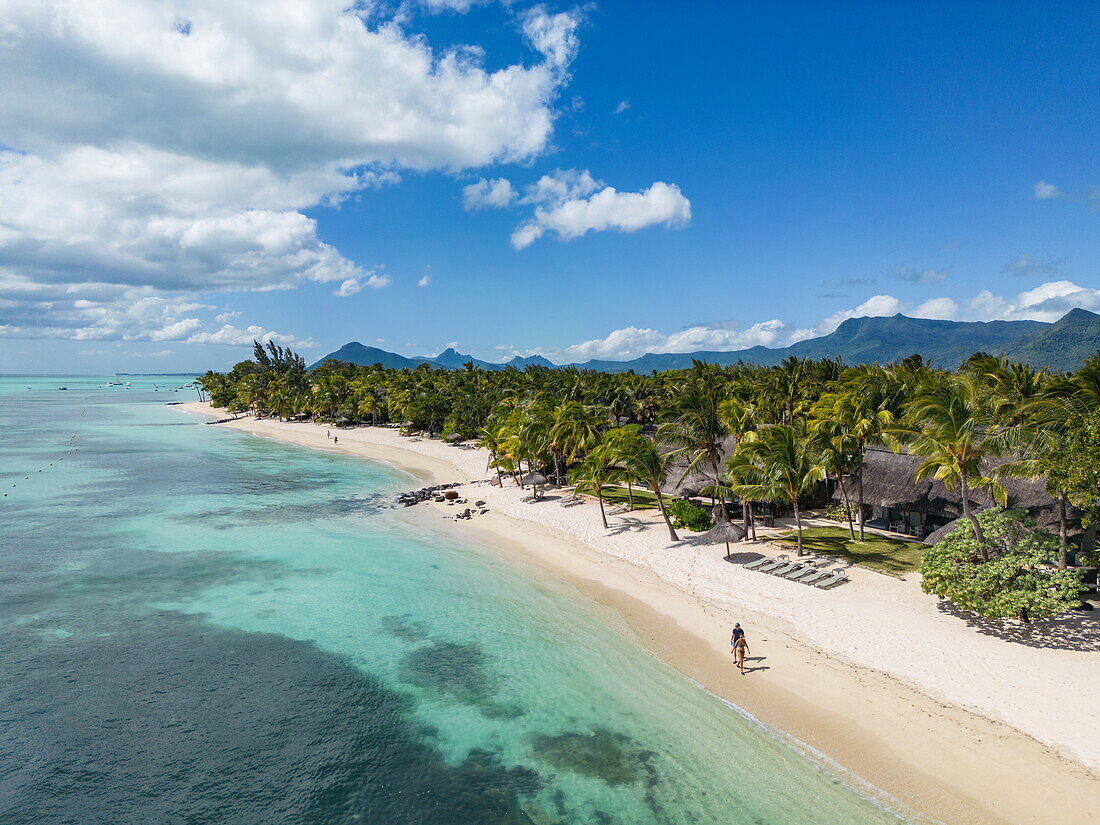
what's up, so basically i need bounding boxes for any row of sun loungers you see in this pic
[560,497,585,508]
[743,556,850,589]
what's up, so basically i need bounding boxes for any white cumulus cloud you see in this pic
[912,297,959,320]
[333,273,391,297]
[1033,180,1064,200]
[0,0,580,345]
[186,324,316,348]
[969,280,1100,322]
[464,168,690,248]
[520,5,582,71]
[463,178,517,210]
[469,169,690,249]
[537,319,790,363]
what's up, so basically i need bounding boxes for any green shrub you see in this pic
[667,499,713,532]
[822,502,853,522]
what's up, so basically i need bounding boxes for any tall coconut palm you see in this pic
[570,443,623,529]
[616,434,680,542]
[809,418,860,540]
[659,372,730,520]
[717,395,758,538]
[728,424,825,556]
[811,377,894,539]
[603,424,644,510]
[995,393,1091,569]
[550,400,603,483]
[758,356,816,424]
[892,374,1005,552]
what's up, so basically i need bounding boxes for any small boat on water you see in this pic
[58,387,67,391]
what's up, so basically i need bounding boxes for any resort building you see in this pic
[837,447,1097,554]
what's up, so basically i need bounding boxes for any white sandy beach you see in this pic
[180,403,1100,825]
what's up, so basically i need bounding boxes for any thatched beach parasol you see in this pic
[521,471,548,496]
[705,520,747,559]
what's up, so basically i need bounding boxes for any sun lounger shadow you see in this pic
[605,516,651,536]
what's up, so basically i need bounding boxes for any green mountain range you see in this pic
[309,308,1100,373]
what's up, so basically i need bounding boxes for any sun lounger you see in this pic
[755,559,786,573]
[743,557,771,570]
[606,505,630,515]
[798,570,831,585]
[813,573,850,589]
[560,498,584,507]
[784,565,820,580]
[767,562,799,576]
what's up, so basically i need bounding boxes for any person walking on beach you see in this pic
[732,634,750,674]
[730,623,743,649]
[327,430,331,439]
[334,435,339,444]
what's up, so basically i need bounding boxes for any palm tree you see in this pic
[996,392,1092,569]
[571,443,622,529]
[811,376,894,539]
[616,434,680,542]
[810,418,859,540]
[717,395,758,538]
[891,374,1005,552]
[758,356,817,424]
[550,400,602,483]
[659,368,731,520]
[603,425,644,510]
[728,424,825,556]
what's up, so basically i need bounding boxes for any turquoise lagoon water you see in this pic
[0,376,917,824]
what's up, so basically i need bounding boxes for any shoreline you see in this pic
[178,402,1100,825]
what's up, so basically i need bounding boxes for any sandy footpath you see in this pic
[180,402,1100,825]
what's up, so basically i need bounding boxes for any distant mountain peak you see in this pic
[506,354,555,368]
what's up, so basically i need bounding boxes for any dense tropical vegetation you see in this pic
[201,340,1100,619]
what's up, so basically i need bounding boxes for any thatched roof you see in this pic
[659,434,738,496]
[837,447,1080,532]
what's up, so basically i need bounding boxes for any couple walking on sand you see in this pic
[730,623,750,674]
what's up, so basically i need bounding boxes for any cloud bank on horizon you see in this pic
[523,280,1100,363]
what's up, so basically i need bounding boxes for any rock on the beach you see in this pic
[396,482,461,507]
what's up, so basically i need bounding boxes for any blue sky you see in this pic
[0,0,1096,373]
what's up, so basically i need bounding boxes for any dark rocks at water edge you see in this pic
[397,483,461,507]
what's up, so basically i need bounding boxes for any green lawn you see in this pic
[774,526,924,577]
[593,485,659,510]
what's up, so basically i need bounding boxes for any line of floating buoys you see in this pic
[4,432,79,498]
[4,390,101,497]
